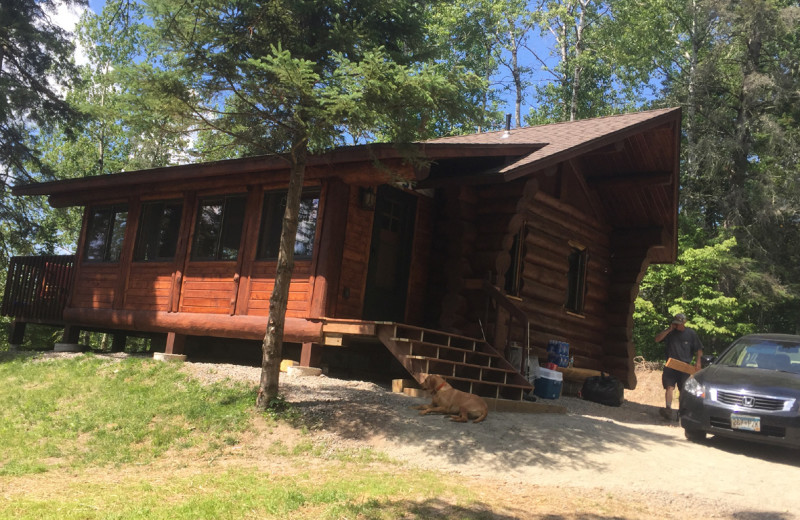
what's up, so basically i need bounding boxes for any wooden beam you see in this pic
[300,342,323,367]
[62,307,324,343]
[9,320,26,345]
[585,171,673,189]
[309,179,349,318]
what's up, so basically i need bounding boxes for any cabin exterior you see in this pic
[2,108,681,393]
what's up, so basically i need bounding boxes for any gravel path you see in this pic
[177,359,800,519]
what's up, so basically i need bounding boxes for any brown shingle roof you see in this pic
[425,107,680,179]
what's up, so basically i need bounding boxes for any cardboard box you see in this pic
[666,357,697,374]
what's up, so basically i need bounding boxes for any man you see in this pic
[654,313,703,420]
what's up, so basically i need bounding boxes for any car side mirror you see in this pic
[700,355,715,368]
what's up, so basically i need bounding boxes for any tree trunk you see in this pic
[569,0,587,121]
[256,139,308,410]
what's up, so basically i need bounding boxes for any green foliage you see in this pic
[0,0,87,268]
[633,236,794,359]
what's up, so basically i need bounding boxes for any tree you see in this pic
[141,0,483,408]
[526,0,651,124]
[661,0,800,333]
[634,236,763,359]
[0,0,86,259]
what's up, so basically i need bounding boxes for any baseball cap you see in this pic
[672,313,687,325]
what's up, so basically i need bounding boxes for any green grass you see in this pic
[0,354,492,520]
[0,354,254,474]
[0,467,467,520]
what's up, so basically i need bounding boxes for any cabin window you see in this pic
[191,194,246,261]
[256,189,320,260]
[565,243,588,314]
[504,224,525,296]
[134,200,183,262]
[84,204,128,262]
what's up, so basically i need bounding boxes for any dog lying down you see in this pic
[413,374,489,423]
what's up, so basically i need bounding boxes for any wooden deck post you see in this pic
[9,320,26,349]
[300,341,322,368]
[111,333,127,353]
[54,325,83,352]
[154,332,187,362]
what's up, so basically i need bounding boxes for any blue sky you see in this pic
[56,0,555,125]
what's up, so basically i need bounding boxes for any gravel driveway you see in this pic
[180,360,800,520]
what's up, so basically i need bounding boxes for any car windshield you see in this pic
[716,337,800,374]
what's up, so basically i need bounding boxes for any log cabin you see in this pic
[2,107,681,396]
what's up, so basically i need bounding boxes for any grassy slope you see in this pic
[0,353,670,519]
[0,354,480,520]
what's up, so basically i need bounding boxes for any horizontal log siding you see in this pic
[334,188,374,319]
[518,191,611,372]
[71,264,120,309]
[246,261,312,318]
[124,263,175,311]
[179,262,237,314]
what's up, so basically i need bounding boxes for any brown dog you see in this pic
[414,374,489,423]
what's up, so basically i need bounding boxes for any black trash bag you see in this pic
[579,373,624,407]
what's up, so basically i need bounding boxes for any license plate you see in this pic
[731,414,760,432]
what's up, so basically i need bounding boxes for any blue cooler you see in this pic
[534,367,563,399]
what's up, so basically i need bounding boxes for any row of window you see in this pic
[84,190,320,263]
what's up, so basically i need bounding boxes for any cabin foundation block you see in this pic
[54,343,83,352]
[153,352,187,362]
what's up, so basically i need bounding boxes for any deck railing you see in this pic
[1,255,75,323]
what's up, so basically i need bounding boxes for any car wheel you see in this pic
[684,427,707,443]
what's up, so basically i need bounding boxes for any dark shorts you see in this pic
[662,367,690,390]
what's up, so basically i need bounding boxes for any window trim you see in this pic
[565,241,588,315]
[83,204,129,263]
[190,193,247,262]
[504,223,526,297]
[256,188,321,262]
[133,199,184,263]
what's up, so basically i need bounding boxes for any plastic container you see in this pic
[534,367,563,400]
[547,340,570,367]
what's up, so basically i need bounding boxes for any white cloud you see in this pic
[51,1,91,66]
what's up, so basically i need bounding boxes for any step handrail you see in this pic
[481,279,531,379]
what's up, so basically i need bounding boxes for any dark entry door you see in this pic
[363,185,417,322]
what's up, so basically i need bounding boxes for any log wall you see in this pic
[246,261,313,318]
[515,189,612,372]
[71,264,120,309]
[432,175,627,378]
[335,187,375,318]
[124,263,175,312]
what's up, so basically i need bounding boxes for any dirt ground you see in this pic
[12,352,800,519]
[178,360,800,520]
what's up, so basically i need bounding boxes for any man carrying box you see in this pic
[654,313,703,420]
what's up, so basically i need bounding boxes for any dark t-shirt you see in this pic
[663,328,703,363]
